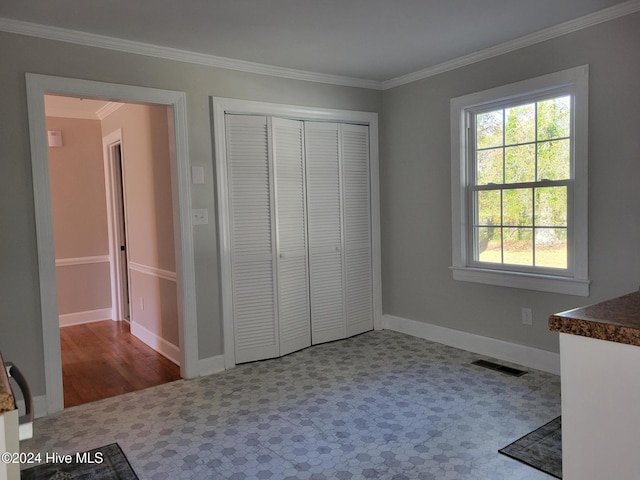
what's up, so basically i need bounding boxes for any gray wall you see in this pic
[1,11,639,400]
[0,31,382,396]
[381,13,640,353]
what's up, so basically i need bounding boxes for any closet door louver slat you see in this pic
[341,124,374,337]
[305,122,346,344]
[272,118,311,356]
[224,113,374,365]
[226,115,279,363]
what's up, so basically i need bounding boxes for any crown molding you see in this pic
[383,0,640,89]
[2,0,639,92]
[95,102,124,120]
[0,17,384,90]
[44,100,123,119]
[44,105,98,120]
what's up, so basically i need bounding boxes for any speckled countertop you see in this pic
[549,291,640,346]
[0,352,16,413]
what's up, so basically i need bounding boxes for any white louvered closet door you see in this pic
[304,122,346,344]
[341,124,374,337]
[272,118,311,356]
[226,115,279,364]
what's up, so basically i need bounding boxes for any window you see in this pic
[450,66,589,296]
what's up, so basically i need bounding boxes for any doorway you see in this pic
[26,74,199,414]
[103,130,131,324]
[110,141,130,322]
[45,95,184,407]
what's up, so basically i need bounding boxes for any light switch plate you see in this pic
[192,208,208,225]
[191,166,205,185]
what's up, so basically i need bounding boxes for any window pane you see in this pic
[505,144,535,183]
[537,96,571,140]
[476,190,501,226]
[537,139,570,181]
[476,110,503,149]
[503,188,532,226]
[476,226,501,263]
[535,187,567,227]
[476,148,503,185]
[505,103,535,145]
[535,228,567,268]
[503,227,533,265]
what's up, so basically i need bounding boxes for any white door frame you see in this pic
[26,73,199,414]
[103,130,130,323]
[211,97,382,369]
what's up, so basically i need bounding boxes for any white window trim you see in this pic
[450,65,589,296]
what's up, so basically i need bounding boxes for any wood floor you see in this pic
[60,320,181,408]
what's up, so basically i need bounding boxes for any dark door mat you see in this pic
[499,416,562,479]
[21,443,138,479]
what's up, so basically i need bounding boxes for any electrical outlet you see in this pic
[521,307,532,326]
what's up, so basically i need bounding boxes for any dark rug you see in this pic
[21,443,138,480]
[499,416,562,479]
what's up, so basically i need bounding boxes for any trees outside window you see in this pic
[450,66,589,296]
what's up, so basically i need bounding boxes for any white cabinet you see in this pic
[223,114,374,364]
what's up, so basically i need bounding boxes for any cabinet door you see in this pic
[226,115,279,363]
[272,118,311,356]
[341,124,373,337]
[305,122,346,344]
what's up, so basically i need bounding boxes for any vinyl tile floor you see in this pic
[22,330,560,479]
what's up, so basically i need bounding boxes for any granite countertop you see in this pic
[549,290,640,346]
[0,352,16,413]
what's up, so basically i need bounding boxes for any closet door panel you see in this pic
[308,250,345,344]
[305,122,346,344]
[277,256,310,354]
[272,118,311,356]
[232,261,277,362]
[341,124,373,337]
[227,115,279,363]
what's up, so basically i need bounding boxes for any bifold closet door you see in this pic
[225,115,373,364]
[304,122,346,344]
[272,118,311,356]
[226,115,279,364]
[341,124,374,337]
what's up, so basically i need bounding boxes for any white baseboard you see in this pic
[130,321,180,366]
[383,314,560,375]
[59,308,112,327]
[197,355,226,377]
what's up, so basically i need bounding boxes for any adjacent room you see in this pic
[1,1,639,479]
[45,95,182,407]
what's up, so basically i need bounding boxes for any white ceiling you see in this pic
[0,0,634,82]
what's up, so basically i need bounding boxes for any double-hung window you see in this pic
[450,66,589,296]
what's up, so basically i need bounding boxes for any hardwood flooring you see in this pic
[60,320,181,408]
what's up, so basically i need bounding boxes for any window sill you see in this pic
[450,266,590,296]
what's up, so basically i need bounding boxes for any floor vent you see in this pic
[471,359,527,377]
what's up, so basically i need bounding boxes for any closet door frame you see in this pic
[212,97,381,369]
